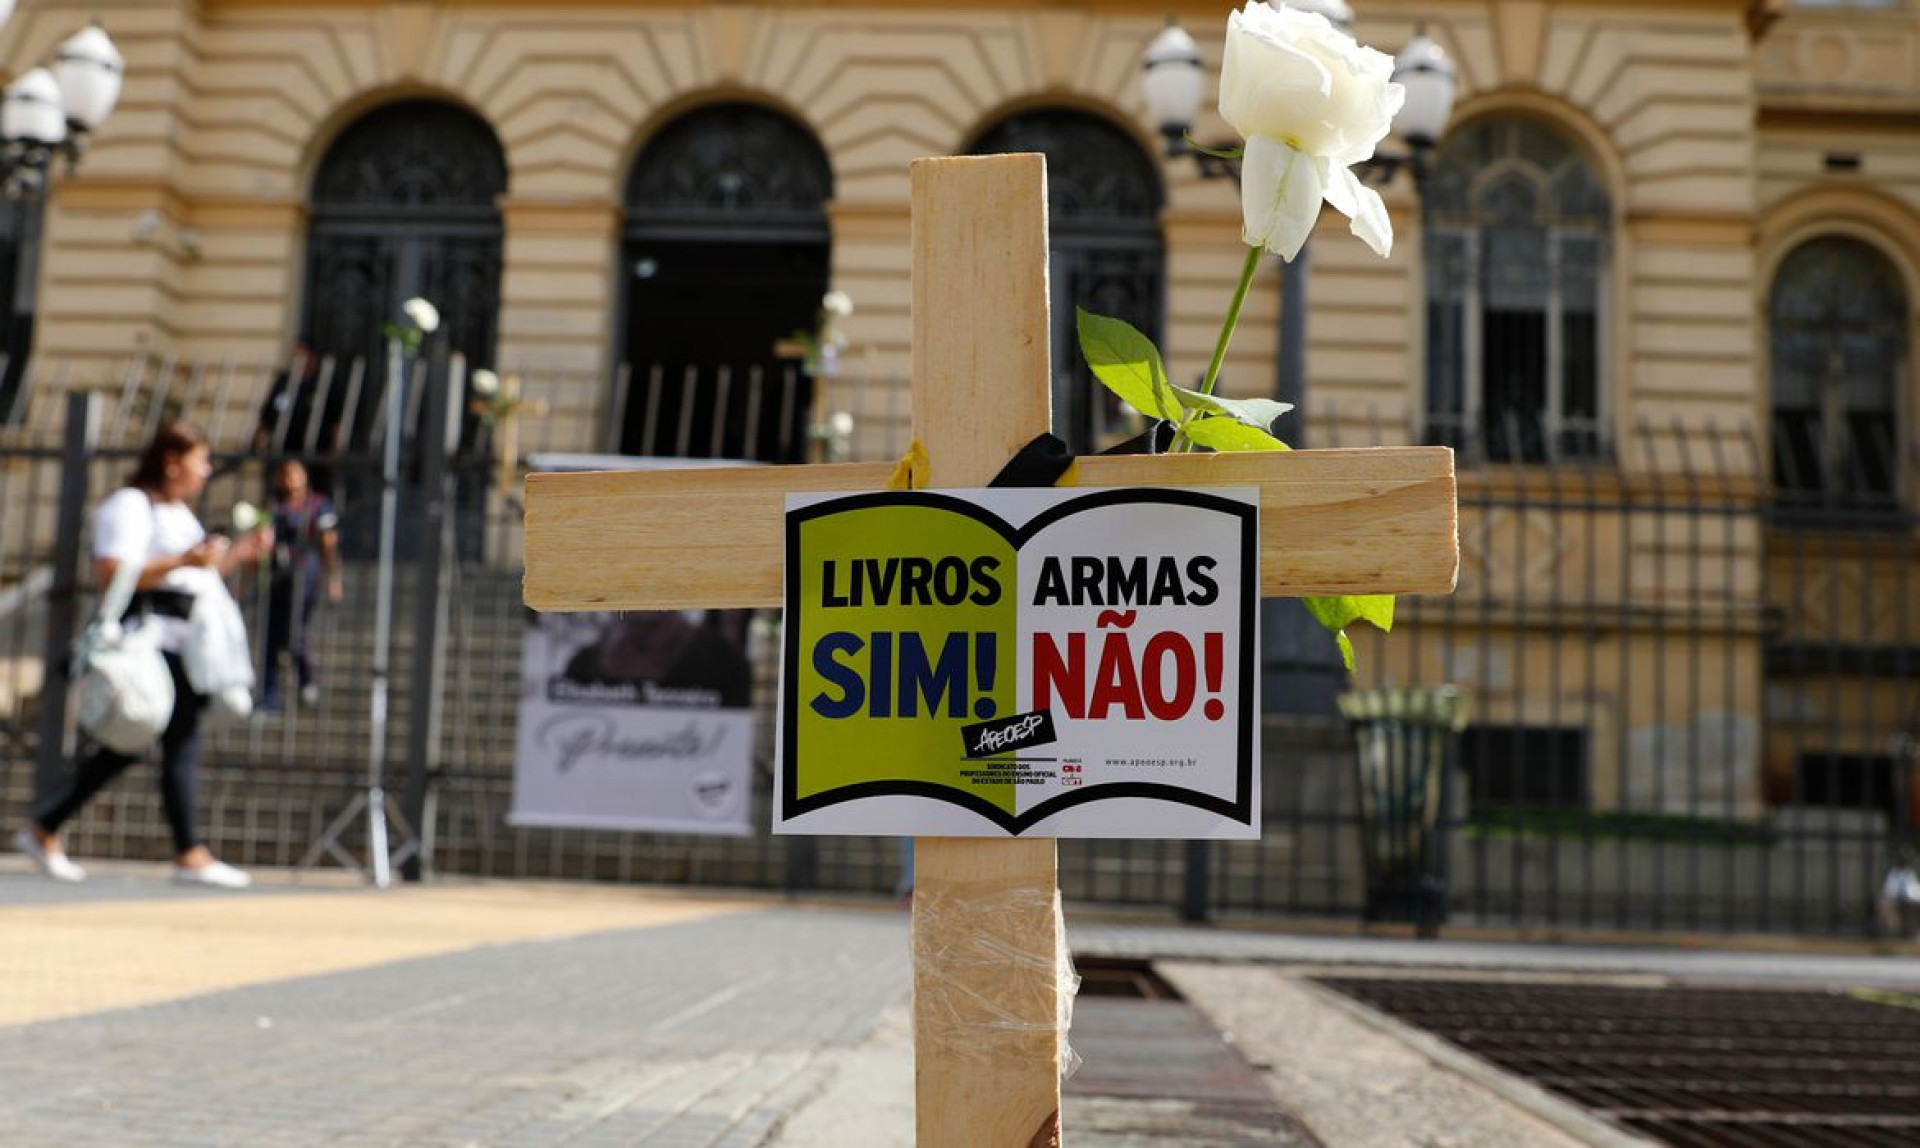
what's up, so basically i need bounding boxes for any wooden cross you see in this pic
[524,153,1457,1147]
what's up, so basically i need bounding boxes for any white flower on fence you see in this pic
[402,297,441,333]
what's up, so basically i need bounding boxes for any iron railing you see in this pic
[1,354,1917,938]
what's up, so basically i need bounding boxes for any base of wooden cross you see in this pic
[913,837,1063,1148]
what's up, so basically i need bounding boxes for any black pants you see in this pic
[34,652,206,855]
[263,573,318,704]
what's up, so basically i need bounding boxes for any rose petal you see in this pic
[1241,134,1323,262]
[1220,5,1332,144]
[1321,162,1393,258]
[1221,2,1403,167]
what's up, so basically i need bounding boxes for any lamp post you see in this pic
[0,20,125,199]
[1141,8,1457,717]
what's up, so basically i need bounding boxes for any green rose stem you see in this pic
[1174,242,1266,453]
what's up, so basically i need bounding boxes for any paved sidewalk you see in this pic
[7,863,1920,1146]
[0,869,907,1148]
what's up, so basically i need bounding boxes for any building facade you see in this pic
[3,0,1918,835]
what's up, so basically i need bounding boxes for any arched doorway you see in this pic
[300,99,507,447]
[1769,235,1909,509]
[299,99,506,557]
[970,109,1165,452]
[620,103,832,461]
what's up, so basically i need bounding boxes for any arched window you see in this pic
[1770,236,1909,508]
[302,99,507,406]
[971,110,1165,452]
[620,103,832,462]
[1425,118,1611,462]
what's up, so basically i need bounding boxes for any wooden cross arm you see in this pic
[522,445,1457,612]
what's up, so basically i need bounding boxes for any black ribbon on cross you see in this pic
[987,422,1176,489]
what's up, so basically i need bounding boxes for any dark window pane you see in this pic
[1772,407,1824,501]
[1561,307,1601,459]
[1796,754,1898,816]
[1461,725,1589,810]
[1514,120,1572,171]
[1482,307,1546,462]
[1844,410,1898,503]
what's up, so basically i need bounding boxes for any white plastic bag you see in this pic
[168,566,254,721]
[73,561,175,753]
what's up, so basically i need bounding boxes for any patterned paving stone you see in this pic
[0,908,911,1148]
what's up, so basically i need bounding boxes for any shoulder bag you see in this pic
[73,554,175,753]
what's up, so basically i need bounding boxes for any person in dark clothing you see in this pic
[253,342,352,494]
[261,459,342,712]
[253,343,317,457]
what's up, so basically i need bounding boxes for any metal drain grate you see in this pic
[1319,978,1920,1147]
[1067,958,1322,1145]
[1075,956,1185,1000]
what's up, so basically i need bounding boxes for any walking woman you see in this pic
[13,422,270,887]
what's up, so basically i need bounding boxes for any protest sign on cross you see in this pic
[524,153,1457,1147]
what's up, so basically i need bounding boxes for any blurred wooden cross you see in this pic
[524,153,1457,1147]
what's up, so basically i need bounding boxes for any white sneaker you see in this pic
[173,860,251,889]
[13,828,86,883]
[299,684,321,707]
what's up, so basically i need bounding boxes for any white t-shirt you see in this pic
[92,486,206,650]
[93,486,205,566]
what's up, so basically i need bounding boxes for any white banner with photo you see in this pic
[512,609,755,836]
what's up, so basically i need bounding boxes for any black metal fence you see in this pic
[2,354,1918,938]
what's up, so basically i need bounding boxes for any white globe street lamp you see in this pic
[1142,21,1205,150]
[1391,33,1458,151]
[55,24,126,133]
[2,69,66,149]
[0,18,124,198]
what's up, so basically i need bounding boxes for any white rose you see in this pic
[231,501,260,532]
[1221,2,1405,260]
[470,369,499,397]
[821,290,854,318]
[402,297,440,333]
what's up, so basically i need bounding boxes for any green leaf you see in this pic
[1183,416,1292,452]
[1076,308,1179,423]
[1302,593,1395,634]
[1302,594,1393,675]
[1170,386,1293,430]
